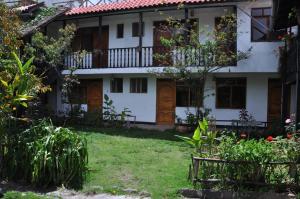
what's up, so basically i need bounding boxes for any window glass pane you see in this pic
[216,87,231,108]
[110,78,123,93]
[117,24,124,38]
[82,34,92,51]
[251,8,263,17]
[130,78,147,93]
[252,17,269,41]
[141,78,147,93]
[231,86,246,109]
[132,22,144,37]
[263,8,272,16]
[130,79,136,93]
[176,86,189,107]
[190,87,202,107]
[216,78,246,109]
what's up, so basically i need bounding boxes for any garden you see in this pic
[1,2,300,199]
[175,117,300,198]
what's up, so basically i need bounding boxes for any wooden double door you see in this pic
[72,26,109,68]
[156,79,176,125]
[153,20,198,66]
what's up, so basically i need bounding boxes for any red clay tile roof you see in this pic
[66,0,225,15]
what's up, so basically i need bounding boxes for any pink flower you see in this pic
[285,118,292,124]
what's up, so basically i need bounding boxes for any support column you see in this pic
[138,12,143,66]
[98,16,103,67]
[184,7,189,45]
[296,36,300,131]
[281,40,288,126]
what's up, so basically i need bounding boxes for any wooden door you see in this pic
[267,79,282,123]
[93,26,109,68]
[156,79,176,125]
[87,79,103,112]
[153,21,173,66]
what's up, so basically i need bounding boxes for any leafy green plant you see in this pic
[176,118,217,156]
[2,119,88,189]
[0,53,49,115]
[103,94,131,127]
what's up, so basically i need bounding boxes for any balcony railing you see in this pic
[64,46,216,69]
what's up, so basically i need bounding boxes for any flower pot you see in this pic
[176,125,189,133]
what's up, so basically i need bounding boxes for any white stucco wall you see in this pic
[103,76,157,123]
[175,73,279,123]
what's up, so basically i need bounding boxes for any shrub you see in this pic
[2,119,88,189]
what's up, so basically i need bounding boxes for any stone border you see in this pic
[178,189,295,199]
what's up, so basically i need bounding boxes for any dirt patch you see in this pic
[48,189,149,199]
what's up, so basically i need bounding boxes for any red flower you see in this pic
[267,136,273,142]
[277,35,283,40]
[287,133,293,139]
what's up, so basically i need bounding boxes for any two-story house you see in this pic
[45,0,284,126]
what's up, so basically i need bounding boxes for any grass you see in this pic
[3,191,55,199]
[76,127,193,198]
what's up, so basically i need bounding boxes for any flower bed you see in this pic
[177,119,300,192]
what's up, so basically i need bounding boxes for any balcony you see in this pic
[64,46,215,69]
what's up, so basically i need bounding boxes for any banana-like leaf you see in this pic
[192,126,201,141]
[0,80,8,88]
[12,52,24,75]
[175,135,196,147]
[23,56,35,73]
[199,118,208,132]
[19,102,28,107]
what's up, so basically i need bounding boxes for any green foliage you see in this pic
[218,138,274,163]
[0,53,49,122]
[23,24,76,70]
[0,3,22,59]
[24,7,57,27]
[3,191,53,199]
[2,120,88,189]
[103,94,131,127]
[196,136,300,190]
[176,118,217,156]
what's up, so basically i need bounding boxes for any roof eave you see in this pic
[59,1,239,21]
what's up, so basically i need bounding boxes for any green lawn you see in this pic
[76,127,193,199]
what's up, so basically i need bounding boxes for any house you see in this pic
[273,0,300,129]
[44,0,286,126]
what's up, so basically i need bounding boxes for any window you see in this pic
[251,7,272,42]
[72,28,94,51]
[110,78,123,93]
[130,78,147,93]
[132,22,144,37]
[117,24,124,38]
[216,78,246,109]
[176,81,203,107]
[69,82,87,104]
